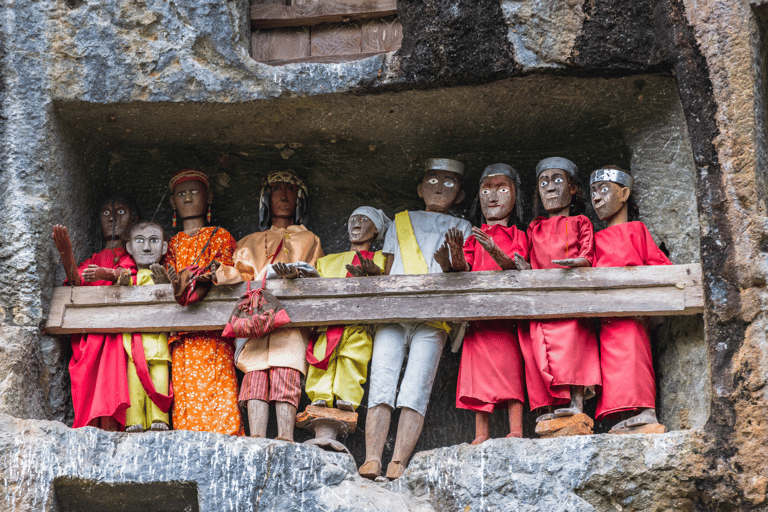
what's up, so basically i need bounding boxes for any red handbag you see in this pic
[221,239,291,338]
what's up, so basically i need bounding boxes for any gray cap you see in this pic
[480,163,519,184]
[590,168,634,190]
[425,158,465,176]
[535,157,578,178]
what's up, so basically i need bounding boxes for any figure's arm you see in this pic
[52,225,81,286]
[552,217,593,268]
[82,264,123,282]
[472,227,516,271]
[446,228,469,272]
[150,263,171,284]
[273,262,299,279]
[514,253,532,270]
[383,254,394,275]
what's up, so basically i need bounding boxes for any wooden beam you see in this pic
[44,264,704,335]
[251,0,398,29]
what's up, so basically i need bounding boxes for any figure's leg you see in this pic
[124,357,146,432]
[472,412,491,445]
[333,327,373,411]
[554,386,584,417]
[147,361,170,431]
[388,324,447,479]
[507,400,523,438]
[360,324,406,479]
[240,369,269,438]
[306,332,335,408]
[270,367,302,442]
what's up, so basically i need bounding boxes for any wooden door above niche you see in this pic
[251,0,402,65]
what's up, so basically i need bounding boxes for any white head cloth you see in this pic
[351,206,392,242]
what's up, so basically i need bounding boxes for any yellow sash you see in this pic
[395,211,450,333]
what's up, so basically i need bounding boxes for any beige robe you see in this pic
[215,225,323,374]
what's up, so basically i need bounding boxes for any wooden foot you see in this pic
[358,459,381,480]
[386,461,407,480]
[536,413,594,438]
[610,423,667,435]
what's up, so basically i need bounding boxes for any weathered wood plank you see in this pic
[251,0,398,29]
[44,264,704,334]
[361,17,402,53]
[252,26,310,62]
[310,22,362,56]
[261,51,383,66]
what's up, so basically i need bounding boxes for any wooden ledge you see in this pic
[251,0,397,30]
[44,264,704,335]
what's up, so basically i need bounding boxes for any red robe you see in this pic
[594,221,671,419]
[456,225,527,413]
[68,247,136,428]
[518,215,601,410]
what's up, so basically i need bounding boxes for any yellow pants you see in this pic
[126,358,170,430]
[305,326,373,409]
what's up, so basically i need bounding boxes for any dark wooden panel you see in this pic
[251,0,398,29]
[44,264,705,334]
[262,52,382,66]
[252,26,310,62]
[311,22,362,56]
[361,17,402,53]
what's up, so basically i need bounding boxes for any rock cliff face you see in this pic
[0,0,767,510]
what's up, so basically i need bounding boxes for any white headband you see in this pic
[351,206,392,242]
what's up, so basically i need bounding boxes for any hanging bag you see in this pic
[221,239,291,338]
[172,227,219,306]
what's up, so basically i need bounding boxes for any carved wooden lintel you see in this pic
[44,264,704,335]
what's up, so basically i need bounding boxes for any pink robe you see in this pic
[594,221,671,419]
[456,225,528,413]
[519,215,601,410]
[68,248,136,428]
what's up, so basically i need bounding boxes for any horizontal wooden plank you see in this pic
[44,264,704,334]
[251,0,397,29]
[252,26,310,62]
[260,51,383,66]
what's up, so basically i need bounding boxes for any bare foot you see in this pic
[612,408,658,430]
[553,406,580,417]
[125,424,144,433]
[359,460,382,480]
[471,435,490,445]
[336,399,354,412]
[149,421,169,432]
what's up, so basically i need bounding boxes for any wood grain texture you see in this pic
[262,52,382,66]
[361,17,402,53]
[251,0,397,29]
[252,26,310,61]
[44,264,705,334]
[311,22,362,56]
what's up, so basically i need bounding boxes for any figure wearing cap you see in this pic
[589,166,670,434]
[303,207,390,415]
[52,196,139,431]
[214,170,323,441]
[515,157,601,432]
[357,158,472,480]
[163,169,243,435]
[434,163,528,444]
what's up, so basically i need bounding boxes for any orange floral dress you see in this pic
[164,226,243,435]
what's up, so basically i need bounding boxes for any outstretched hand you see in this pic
[434,243,452,272]
[82,264,119,282]
[472,227,516,271]
[345,264,366,277]
[273,262,299,279]
[551,257,591,268]
[358,251,382,276]
[150,263,171,284]
[446,228,468,271]
[53,224,81,286]
[514,253,531,270]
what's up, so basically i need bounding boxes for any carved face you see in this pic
[269,181,299,221]
[127,224,167,268]
[479,175,516,224]
[170,180,209,220]
[590,181,631,221]
[100,201,133,240]
[348,214,377,245]
[537,168,576,214]
[417,170,464,213]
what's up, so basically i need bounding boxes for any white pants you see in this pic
[368,323,447,416]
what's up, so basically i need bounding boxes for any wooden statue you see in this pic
[52,197,139,431]
[117,221,173,433]
[515,157,601,437]
[214,170,323,441]
[298,207,390,451]
[434,163,527,444]
[359,158,472,481]
[163,169,243,435]
[589,166,670,434]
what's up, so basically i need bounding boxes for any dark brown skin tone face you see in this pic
[537,168,577,217]
[100,201,132,242]
[348,214,377,247]
[417,170,465,213]
[479,175,516,225]
[590,181,631,226]
[169,180,213,235]
[269,181,299,229]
